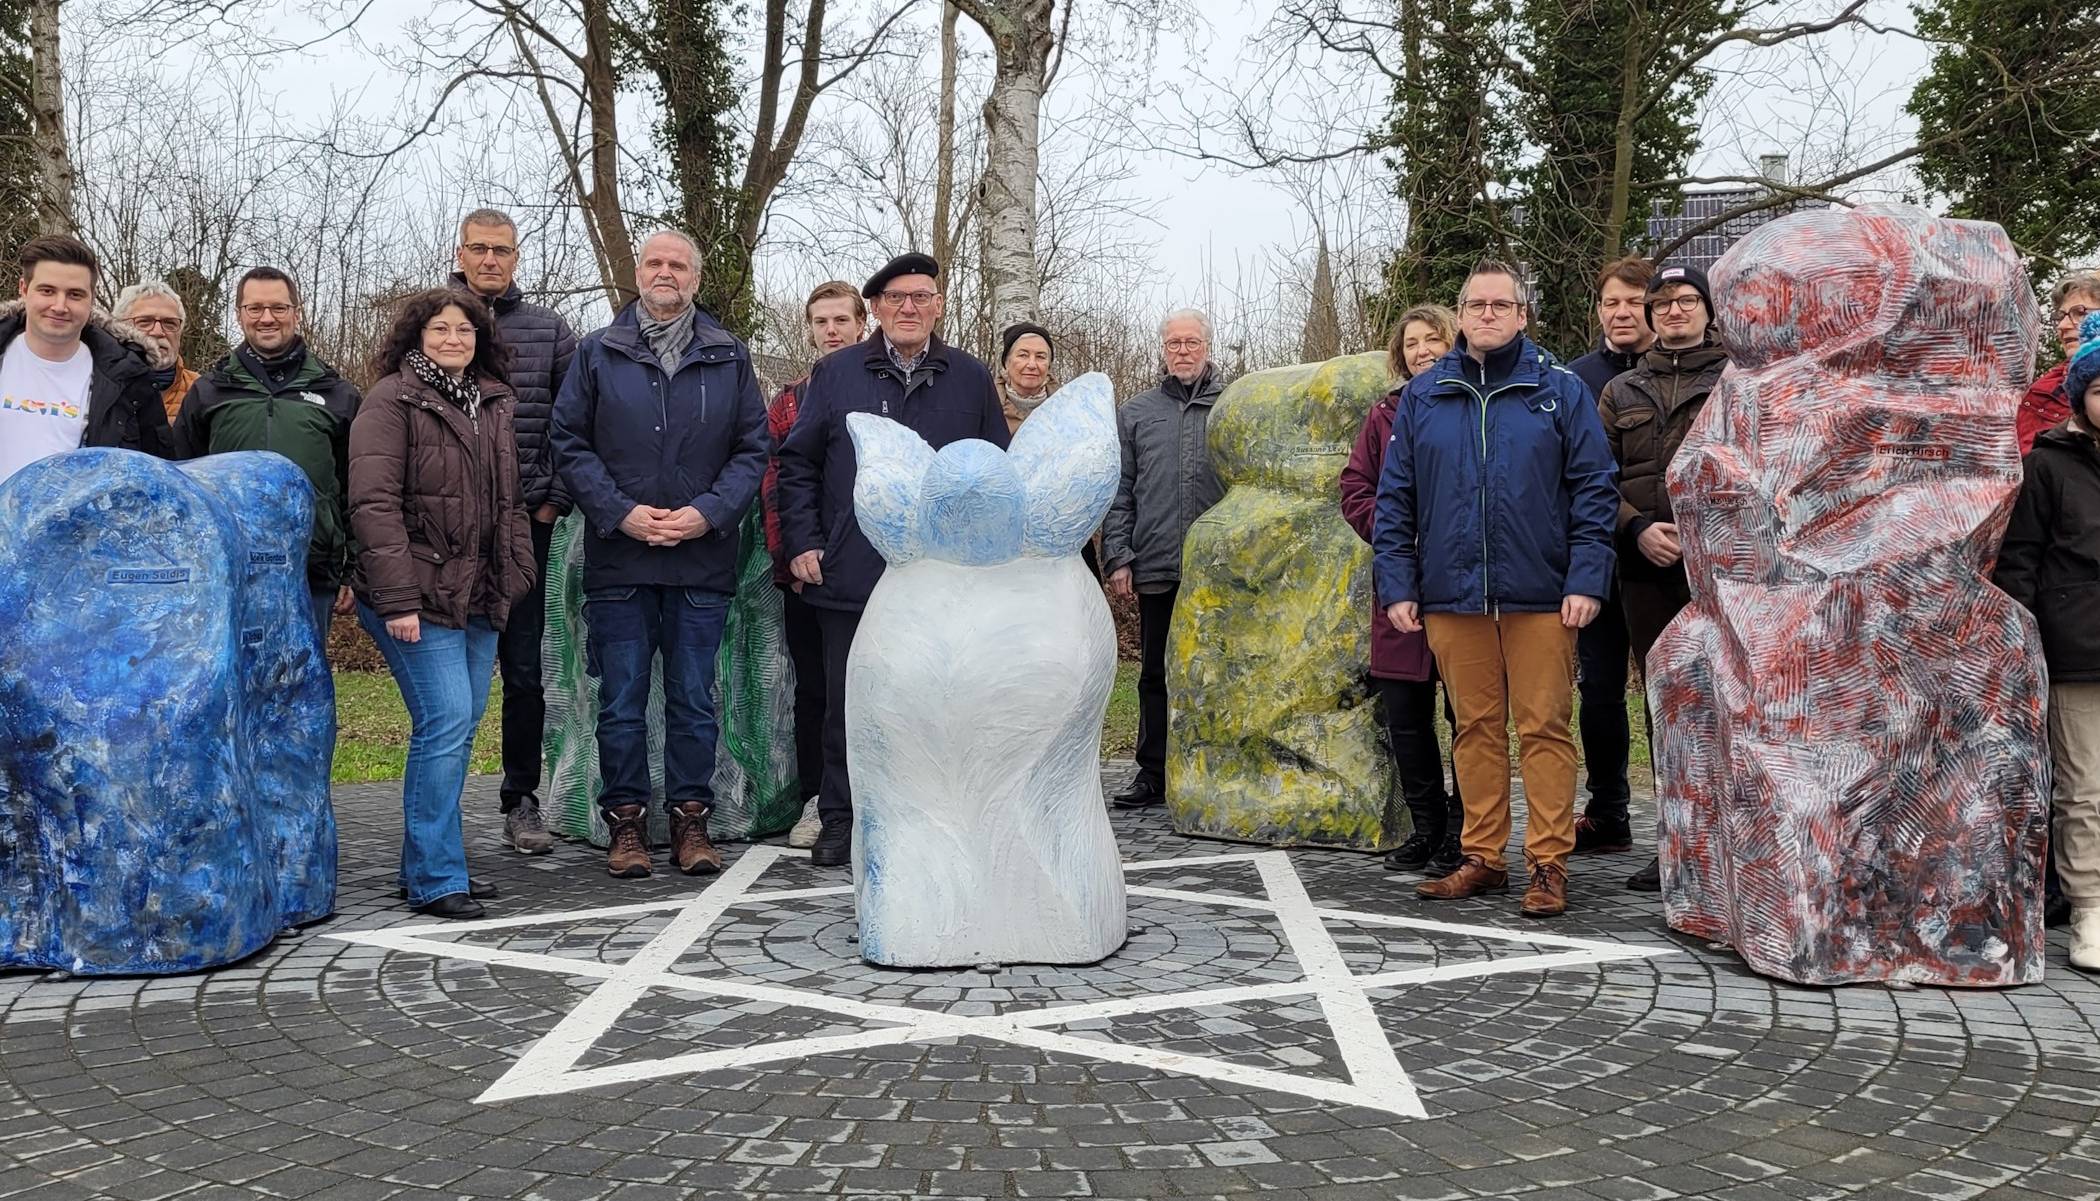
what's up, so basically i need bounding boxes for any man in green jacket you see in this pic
[172,266,362,637]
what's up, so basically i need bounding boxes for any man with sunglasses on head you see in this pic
[450,207,580,857]
[773,252,1008,869]
[171,266,362,643]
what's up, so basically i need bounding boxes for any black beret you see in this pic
[1000,321,1054,362]
[863,252,943,300]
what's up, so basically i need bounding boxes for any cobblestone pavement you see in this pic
[5,768,2100,1201]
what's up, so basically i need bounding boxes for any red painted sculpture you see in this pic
[1650,204,2048,987]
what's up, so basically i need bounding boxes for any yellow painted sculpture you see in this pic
[1167,352,1400,850]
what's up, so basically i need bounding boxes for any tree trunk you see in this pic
[582,0,636,309]
[932,2,960,266]
[1602,16,1645,262]
[956,0,1054,338]
[28,0,72,236]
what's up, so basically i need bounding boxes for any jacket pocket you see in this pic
[2039,581,2100,675]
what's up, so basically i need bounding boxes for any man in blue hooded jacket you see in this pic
[551,230,770,881]
[1373,260,1619,919]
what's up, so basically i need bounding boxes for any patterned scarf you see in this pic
[406,349,480,420]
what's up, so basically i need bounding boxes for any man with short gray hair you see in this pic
[112,280,196,425]
[1102,307,1227,809]
[450,206,581,856]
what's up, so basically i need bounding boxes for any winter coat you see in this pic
[0,301,172,459]
[550,302,769,594]
[1595,341,1728,551]
[173,342,363,589]
[775,334,1008,612]
[1995,420,2100,682]
[762,376,807,590]
[349,368,534,630]
[158,361,198,425]
[1372,334,1619,615]
[2018,362,2070,457]
[1102,366,1227,589]
[450,272,578,510]
[1340,390,1436,681]
[1567,336,1644,406]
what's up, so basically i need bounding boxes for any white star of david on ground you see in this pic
[327,846,1680,1118]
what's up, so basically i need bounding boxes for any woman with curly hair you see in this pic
[1339,303,1463,878]
[349,287,535,919]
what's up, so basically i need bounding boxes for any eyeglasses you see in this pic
[1163,338,1207,352]
[2060,305,2096,324]
[424,323,477,340]
[129,316,182,332]
[1461,299,1520,317]
[879,290,939,309]
[463,243,517,259]
[239,303,295,319]
[1652,295,1705,313]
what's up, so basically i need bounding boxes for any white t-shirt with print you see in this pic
[0,336,93,486]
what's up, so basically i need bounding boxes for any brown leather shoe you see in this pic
[1415,855,1508,899]
[605,804,653,879]
[1522,861,1568,917]
[669,802,723,875]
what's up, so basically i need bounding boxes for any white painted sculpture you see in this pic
[845,373,1128,968]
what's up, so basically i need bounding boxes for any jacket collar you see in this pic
[1159,363,1221,404]
[1430,334,1544,394]
[1592,333,1647,373]
[601,300,738,367]
[449,272,522,314]
[861,332,953,379]
[1637,338,1729,376]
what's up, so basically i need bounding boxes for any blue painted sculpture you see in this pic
[0,449,337,975]
[845,373,1128,968]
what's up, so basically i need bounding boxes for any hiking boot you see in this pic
[1382,829,1439,872]
[605,804,653,878]
[809,819,852,868]
[1521,861,1568,918]
[1415,856,1508,900]
[1427,832,1464,877]
[786,797,823,849]
[1572,811,1632,854]
[504,798,556,855]
[669,802,723,875]
[1626,856,1661,892]
[1112,779,1164,810]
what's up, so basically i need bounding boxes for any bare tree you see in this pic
[28,0,72,233]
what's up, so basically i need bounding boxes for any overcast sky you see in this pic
[112,0,1932,316]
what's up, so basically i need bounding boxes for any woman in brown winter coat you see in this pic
[349,288,534,920]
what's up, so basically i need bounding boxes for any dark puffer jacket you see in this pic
[1595,342,1728,547]
[1996,420,2100,682]
[0,301,172,459]
[348,368,536,631]
[452,273,578,511]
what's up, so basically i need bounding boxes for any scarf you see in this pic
[638,303,696,371]
[238,337,309,391]
[1001,374,1052,416]
[405,349,480,419]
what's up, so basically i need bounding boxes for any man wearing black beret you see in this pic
[773,252,1009,867]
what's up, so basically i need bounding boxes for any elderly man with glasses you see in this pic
[1102,307,1227,812]
[773,252,1008,868]
[111,280,198,425]
[1372,259,1618,919]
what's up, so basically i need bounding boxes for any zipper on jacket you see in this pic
[1443,373,1530,616]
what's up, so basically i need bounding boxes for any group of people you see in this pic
[7,217,2096,945]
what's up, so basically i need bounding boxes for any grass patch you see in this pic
[331,661,1641,786]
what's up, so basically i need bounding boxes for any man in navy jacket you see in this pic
[1373,260,1619,920]
[550,230,769,881]
[774,252,1009,867]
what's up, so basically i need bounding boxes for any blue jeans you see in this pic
[358,605,498,905]
[585,585,730,814]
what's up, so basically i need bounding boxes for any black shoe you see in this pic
[2047,890,2074,929]
[1383,830,1438,872]
[398,877,497,901]
[1427,832,1464,876]
[1573,811,1633,854]
[809,820,852,868]
[1626,856,1661,892]
[412,893,486,920]
[1112,780,1164,809]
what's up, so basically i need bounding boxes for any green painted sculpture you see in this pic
[1167,352,1402,851]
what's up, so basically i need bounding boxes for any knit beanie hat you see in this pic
[2067,311,2100,413]
[1001,321,1054,364]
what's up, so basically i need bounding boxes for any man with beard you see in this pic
[112,281,198,426]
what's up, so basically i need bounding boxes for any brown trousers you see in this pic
[1423,611,1578,870]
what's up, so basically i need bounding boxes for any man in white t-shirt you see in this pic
[0,234,170,488]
